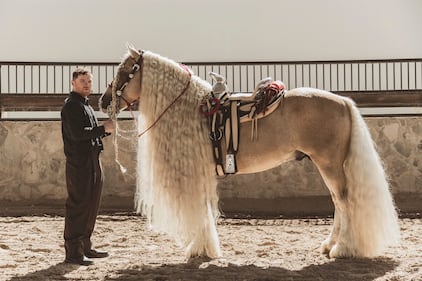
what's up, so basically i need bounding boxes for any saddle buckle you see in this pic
[225,154,236,174]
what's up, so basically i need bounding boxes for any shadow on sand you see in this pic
[8,257,398,281]
[8,262,83,281]
[105,257,398,281]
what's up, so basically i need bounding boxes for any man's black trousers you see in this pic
[64,148,103,258]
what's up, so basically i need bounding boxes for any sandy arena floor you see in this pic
[0,214,421,281]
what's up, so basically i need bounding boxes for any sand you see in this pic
[0,214,421,281]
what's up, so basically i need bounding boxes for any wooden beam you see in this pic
[0,94,102,111]
[1,91,422,111]
[336,91,422,107]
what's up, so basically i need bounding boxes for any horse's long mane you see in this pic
[134,50,221,257]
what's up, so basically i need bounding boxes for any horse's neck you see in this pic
[191,75,212,100]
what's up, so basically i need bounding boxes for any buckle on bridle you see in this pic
[118,82,129,93]
[132,64,140,72]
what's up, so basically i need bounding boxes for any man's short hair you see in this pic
[72,68,92,80]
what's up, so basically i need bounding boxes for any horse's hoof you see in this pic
[187,255,212,264]
[328,243,350,258]
[321,239,333,256]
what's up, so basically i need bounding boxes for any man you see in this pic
[61,68,115,266]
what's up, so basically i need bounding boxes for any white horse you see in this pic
[99,46,400,259]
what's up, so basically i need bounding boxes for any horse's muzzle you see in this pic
[99,85,113,113]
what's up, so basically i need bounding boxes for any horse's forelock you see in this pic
[119,52,133,69]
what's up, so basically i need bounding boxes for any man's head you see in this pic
[71,68,93,97]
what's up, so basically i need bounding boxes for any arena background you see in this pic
[1,0,422,62]
[0,0,421,216]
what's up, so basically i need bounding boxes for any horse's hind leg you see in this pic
[321,193,342,256]
[312,160,349,257]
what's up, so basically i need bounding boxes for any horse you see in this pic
[99,46,400,260]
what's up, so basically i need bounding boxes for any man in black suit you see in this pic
[61,68,114,266]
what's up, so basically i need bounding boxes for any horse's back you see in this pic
[284,87,351,113]
[282,87,352,124]
[280,87,352,160]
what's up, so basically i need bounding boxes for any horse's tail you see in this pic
[342,98,400,257]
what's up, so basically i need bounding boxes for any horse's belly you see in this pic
[236,150,297,174]
[234,117,296,174]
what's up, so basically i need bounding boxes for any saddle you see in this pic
[201,72,285,176]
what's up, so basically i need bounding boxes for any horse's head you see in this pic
[99,45,144,116]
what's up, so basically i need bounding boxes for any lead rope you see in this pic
[110,81,129,173]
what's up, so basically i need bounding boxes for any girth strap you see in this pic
[224,101,240,174]
[207,99,225,176]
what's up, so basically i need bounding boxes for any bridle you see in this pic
[106,49,193,173]
[108,49,193,138]
[108,50,144,120]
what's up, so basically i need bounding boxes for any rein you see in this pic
[137,64,192,138]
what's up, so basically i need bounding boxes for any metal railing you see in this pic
[189,59,422,93]
[1,58,422,95]
[0,62,116,95]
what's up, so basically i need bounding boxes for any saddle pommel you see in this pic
[209,71,229,95]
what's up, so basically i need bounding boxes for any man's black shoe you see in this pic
[84,249,109,258]
[64,256,94,266]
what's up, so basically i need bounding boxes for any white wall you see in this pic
[1,0,422,62]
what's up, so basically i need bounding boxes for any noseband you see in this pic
[108,50,144,119]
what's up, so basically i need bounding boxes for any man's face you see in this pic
[72,74,92,97]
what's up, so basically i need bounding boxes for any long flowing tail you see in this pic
[342,98,400,257]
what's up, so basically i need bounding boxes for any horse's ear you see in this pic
[126,42,139,58]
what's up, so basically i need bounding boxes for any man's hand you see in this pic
[103,120,115,133]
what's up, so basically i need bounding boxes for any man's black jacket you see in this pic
[61,91,108,159]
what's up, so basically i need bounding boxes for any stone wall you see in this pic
[0,117,421,216]
[219,117,422,216]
